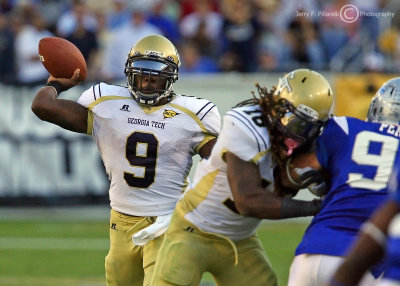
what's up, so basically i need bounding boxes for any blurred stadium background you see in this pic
[0,72,393,286]
[1,0,400,285]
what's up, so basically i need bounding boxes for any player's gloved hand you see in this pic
[47,68,81,93]
[293,166,328,197]
[294,167,323,186]
[132,213,172,246]
[307,181,327,197]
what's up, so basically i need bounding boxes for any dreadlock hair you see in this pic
[235,83,292,169]
[235,83,270,108]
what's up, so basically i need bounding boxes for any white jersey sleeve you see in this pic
[195,100,221,137]
[77,83,130,136]
[78,83,105,108]
[192,101,221,151]
[220,107,270,164]
[77,84,99,136]
[170,95,220,153]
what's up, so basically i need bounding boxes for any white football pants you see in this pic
[288,254,380,286]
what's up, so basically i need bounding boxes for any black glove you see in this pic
[294,167,323,186]
[294,167,328,197]
[307,181,328,197]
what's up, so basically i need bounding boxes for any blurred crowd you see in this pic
[1,0,400,86]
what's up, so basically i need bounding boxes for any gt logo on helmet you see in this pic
[277,71,295,94]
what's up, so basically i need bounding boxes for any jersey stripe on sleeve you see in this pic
[226,113,260,152]
[196,101,212,116]
[92,84,97,100]
[98,83,102,98]
[229,110,268,151]
[200,105,216,121]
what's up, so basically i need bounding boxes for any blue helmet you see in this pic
[367,78,400,124]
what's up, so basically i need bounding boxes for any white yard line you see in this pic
[0,237,108,250]
[0,206,110,221]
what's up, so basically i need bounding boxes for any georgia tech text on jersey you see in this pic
[127,117,165,129]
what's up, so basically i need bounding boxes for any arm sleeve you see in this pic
[77,83,101,108]
[77,84,100,135]
[219,114,267,164]
[193,102,221,152]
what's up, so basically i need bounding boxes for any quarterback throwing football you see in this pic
[31,35,220,286]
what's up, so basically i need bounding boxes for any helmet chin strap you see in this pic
[284,138,301,156]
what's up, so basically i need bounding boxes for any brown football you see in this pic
[38,37,87,81]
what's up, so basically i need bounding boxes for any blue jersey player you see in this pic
[329,170,400,286]
[330,78,400,286]
[282,77,400,286]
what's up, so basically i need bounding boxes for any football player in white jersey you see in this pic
[151,69,334,286]
[31,34,221,286]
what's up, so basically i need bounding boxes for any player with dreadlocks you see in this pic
[236,73,332,197]
[150,69,333,286]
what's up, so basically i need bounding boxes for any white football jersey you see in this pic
[78,83,220,216]
[178,105,275,241]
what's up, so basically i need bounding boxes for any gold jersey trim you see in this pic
[219,149,269,164]
[181,173,190,194]
[250,150,269,164]
[169,103,216,152]
[177,169,219,216]
[87,109,94,135]
[87,95,169,115]
[195,134,216,153]
[87,96,129,110]
[139,104,166,114]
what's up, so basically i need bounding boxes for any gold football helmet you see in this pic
[124,34,181,105]
[272,69,334,155]
[367,77,400,124]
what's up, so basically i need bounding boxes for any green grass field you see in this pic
[0,211,308,286]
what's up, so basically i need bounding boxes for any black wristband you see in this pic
[46,81,66,95]
[280,198,322,218]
